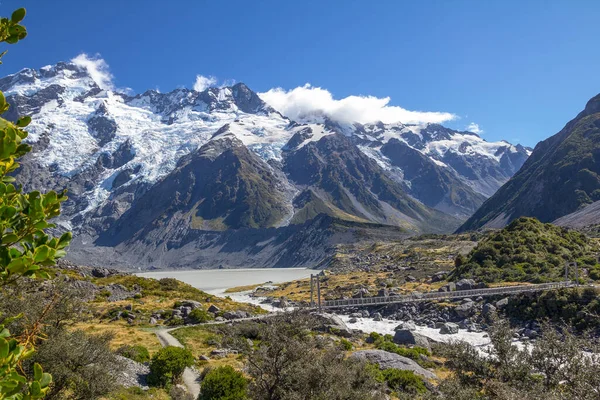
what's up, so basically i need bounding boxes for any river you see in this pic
[138,268,492,348]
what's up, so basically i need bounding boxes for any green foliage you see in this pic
[0,324,52,400]
[148,346,194,387]
[189,308,212,324]
[382,368,427,395]
[453,217,596,283]
[116,344,150,363]
[198,366,248,400]
[159,278,180,291]
[339,338,353,351]
[31,329,118,399]
[505,288,600,332]
[0,8,71,400]
[433,319,600,399]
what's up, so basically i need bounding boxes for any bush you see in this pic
[148,346,194,387]
[452,217,596,283]
[189,308,212,323]
[382,369,427,394]
[159,278,180,291]
[339,338,353,351]
[199,365,248,400]
[116,344,150,363]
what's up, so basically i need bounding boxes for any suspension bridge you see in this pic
[309,261,591,310]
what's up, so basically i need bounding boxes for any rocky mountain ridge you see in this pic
[3,60,530,268]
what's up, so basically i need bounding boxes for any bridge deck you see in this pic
[320,281,584,309]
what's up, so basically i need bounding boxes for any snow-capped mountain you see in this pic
[2,60,530,269]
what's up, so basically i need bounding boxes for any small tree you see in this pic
[199,366,248,400]
[148,346,194,387]
[0,7,71,400]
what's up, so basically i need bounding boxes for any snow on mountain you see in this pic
[1,59,529,227]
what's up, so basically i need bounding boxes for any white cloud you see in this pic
[71,53,114,90]
[258,84,456,125]
[193,75,217,92]
[466,122,483,134]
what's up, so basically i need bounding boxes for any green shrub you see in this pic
[159,278,180,291]
[168,316,185,326]
[148,346,194,387]
[116,344,150,363]
[382,369,426,394]
[189,308,212,324]
[199,365,248,400]
[453,217,596,283]
[339,338,353,351]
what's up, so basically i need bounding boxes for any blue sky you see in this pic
[2,0,599,147]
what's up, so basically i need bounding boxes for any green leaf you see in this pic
[2,233,18,244]
[30,380,41,396]
[33,363,42,381]
[0,337,8,358]
[34,246,50,262]
[16,116,31,127]
[39,373,52,388]
[11,8,26,23]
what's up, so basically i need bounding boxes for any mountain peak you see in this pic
[583,93,600,116]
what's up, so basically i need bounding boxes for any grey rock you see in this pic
[439,322,459,335]
[496,297,509,309]
[350,350,436,380]
[113,355,150,390]
[455,279,476,291]
[393,329,431,351]
[149,317,157,325]
[372,312,383,321]
[207,304,220,313]
[394,321,417,331]
[180,300,202,309]
[199,355,210,361]
[312,312,353,338]
[431,271,448,283]
[482,303,497,317]
[223,310,250,320]
[455,301,475,318]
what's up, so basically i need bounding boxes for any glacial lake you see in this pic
[137,268,314,295]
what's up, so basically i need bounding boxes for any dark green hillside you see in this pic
[453,217,599,283]
[459,94,600,231]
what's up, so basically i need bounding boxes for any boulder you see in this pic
[207,304,220,313]
[181,300,202,309]
[394,321,417,331]
[482,303,497,318]
[431,271,449,283]
[496,298,509,309]
[91,268,111,278]
[406,275,417,282]
[350,350,436,380]
[393,329,431,351]
[222,310,250,320]
[312,313,353,338]
[372,312,383,321]
[439,322,459,335]
[455,279,476,291]
[455,301,475,318]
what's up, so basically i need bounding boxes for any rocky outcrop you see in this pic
[350,350,436,380]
